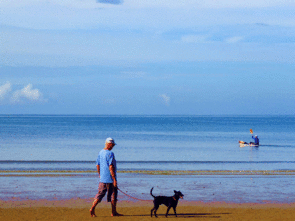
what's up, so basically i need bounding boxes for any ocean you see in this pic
[1,115,295,203]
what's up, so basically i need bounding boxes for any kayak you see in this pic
[239,140,259,147]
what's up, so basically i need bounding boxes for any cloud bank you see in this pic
[0,82,45,104]
[0,82,12,100]
[12,84,42,103]
[1,0,294,67]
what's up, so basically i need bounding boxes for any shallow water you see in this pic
[2,173,295,203]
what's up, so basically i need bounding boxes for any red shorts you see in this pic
[94,182,118,202]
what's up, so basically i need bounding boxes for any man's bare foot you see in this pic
[111,212,123,217]
[90,209,96,217]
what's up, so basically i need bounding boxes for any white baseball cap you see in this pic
[105,137,116,145]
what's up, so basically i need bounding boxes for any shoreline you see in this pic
[2,198,295,208]
[2,169,295,176]
[1,199,295,221]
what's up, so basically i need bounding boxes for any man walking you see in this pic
[90,137,122,217]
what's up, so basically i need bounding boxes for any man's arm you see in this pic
[109,164,117,187]
[96,165,100,177]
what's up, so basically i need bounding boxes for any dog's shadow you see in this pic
[173,212,230,218]
[126,212,230,218]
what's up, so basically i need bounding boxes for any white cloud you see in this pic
[225,36,244,43]
[0,82,12,100]
[112,0,295,9]
[11,84,43,103]
[159,94,170,106]
[0,0,119,9]
[1,0,294,67]
[2,0,294,9]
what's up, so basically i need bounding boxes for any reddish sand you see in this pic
[1,199,295,221]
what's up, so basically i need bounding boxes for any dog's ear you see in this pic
[174,190,177,193]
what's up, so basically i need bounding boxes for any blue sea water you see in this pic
[1,115,295,203]
[1,115,295,169]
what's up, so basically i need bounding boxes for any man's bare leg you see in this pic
[90,199,100,217]
[111,200,123,216]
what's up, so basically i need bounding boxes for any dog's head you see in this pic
[174,190,184,199]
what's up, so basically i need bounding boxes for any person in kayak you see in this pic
[250,135,259,146]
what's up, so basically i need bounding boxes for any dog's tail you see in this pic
[150,187,155,198]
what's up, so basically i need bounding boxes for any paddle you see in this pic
[239,129,253,146]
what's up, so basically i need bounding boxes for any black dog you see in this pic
[150,187,184,218]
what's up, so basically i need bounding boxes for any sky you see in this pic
[0,0,294,115]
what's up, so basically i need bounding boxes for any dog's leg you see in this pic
[151,207,154,217]
[165,206,172,217]
[151,205,159,217]
[154,205,159,218]
[172,206,177,217]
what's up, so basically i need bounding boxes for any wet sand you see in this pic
[1,199,295,221]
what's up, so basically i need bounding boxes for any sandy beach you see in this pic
[1,199,295,221]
